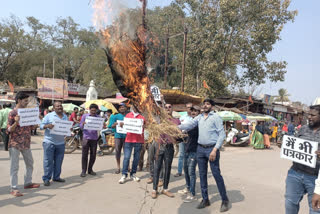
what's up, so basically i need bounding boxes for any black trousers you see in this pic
[81,139,98,173]
[1,129,9,151]
[153,143,174,191]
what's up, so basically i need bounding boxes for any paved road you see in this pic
[0,131,309,214]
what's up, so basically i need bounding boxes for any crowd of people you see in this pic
[2,91,320,213]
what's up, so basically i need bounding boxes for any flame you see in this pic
[92,0,159,122]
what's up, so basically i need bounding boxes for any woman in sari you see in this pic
[251,125,265,149]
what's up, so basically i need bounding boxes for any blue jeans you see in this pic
[184,152,197,196]
[197,145,228,201]
[100,128,112,144]
[285,168,320,214]
[42,142,65,181]
[178,143,185,174]
[122,143,143,176]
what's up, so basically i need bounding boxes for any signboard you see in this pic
[68,83,80,95]
[116,120,127,134]
[37,77,68,99]
[151,85,161,101]
[84,116,104,130]
[50,120,73,136]
[17,107,41,127]
[281,135,318,168]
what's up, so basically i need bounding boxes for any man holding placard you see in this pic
[80,104,101,177]
[7,92,40,197]
[284,105,320,214]
[119,106,145,184]
[108,103,127,174]
[40,101,72,186]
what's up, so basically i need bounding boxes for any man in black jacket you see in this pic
[179,106,200,203]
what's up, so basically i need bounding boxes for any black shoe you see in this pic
[53,178,65,183]
[197,200,210,209]
[220,200,231,212]
[88,171,96,176]
[80,172,86,177]
[43,180,50,186]
[174,173,182,177]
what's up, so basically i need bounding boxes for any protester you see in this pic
[178,99,230,211]
[108,103,127,174]
[151,103,181,199]
[118,106,145,184]
[79,104,100,177]
[147,140,165,187]
[175,102,193,177]
[179,105,200,203]
[7,92,40,197]
[285,105,320,214]
[0,103,12,151]
[40,101,68,186]
[69,107,79,126]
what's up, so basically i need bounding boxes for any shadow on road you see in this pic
[0,168,115,208]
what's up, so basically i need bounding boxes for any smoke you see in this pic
[92,0,141,43]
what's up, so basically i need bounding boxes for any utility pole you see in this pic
[52,57,55,103]
[43,60,46,77]
[163,26,169,89]
[181,25,188,92]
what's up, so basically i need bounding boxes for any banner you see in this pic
[50,120,73,136]
[122,117,144,134]
[17,107,41,127]
[84,116,104,130]
[37,77,68,99]
[281,135,318,168]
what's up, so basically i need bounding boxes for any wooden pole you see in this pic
[181,25,188,92]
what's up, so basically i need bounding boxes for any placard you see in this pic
[151,85,161,101]
[84,116,104,130]
[116,120,127,134]
[17,107,41,127]
[123,124,143,134]
[124,117,143,126]
[281,135,318,168]
[50,120,73,136]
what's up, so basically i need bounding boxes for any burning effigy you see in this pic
[92,0,183,142]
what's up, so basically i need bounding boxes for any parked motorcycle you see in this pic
[64,127,82,154]
[97,130,115,156]
[226,128,250,146]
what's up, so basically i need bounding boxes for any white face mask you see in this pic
[133,111,139,117]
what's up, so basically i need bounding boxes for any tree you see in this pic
[173,0,297,97]
[275,88,290,103]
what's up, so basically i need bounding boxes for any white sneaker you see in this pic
[178,187,189,195]
[119,175,127,184]
[183,194,196,203]
[131,174,140,182]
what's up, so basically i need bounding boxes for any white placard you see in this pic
[151,85,161,101]
[124,117,143,126]
[50,120,73,136]
[116,120,127,134]
[84,116,104,130]
[123,125,143,134]
[17,107,41,127]
[281,135,318,168]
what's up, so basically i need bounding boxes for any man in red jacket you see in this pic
[119,106,145,184]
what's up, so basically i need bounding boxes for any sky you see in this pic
[1,0,319,105]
